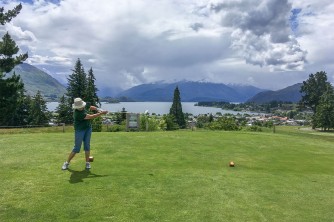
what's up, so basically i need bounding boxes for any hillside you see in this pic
[247,83,303,103]
[117,81,265,102]
[7,63,67,100]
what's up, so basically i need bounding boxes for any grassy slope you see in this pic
[1,127,334,221]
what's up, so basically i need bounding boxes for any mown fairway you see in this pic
[1,127,334,221]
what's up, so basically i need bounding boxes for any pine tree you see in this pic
[20,95,32,125]
[66,58,87,101]
[169,86,186,129]
[0,32,28,75]
[86,67,100,107]
[0,72,25,125]
[0,4,22,25]
[63,58,86,125]
[86,67,103,131]
[9,77,29,126]
[56,95,73,124]
[28,91,50,126]
[0,4,28,126]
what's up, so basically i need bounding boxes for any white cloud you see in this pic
[0,0,333,94]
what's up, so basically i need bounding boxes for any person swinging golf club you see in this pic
[62,98,108,170]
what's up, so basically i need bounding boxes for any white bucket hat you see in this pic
[72,98,86,109]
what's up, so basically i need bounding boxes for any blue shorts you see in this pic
[72,127,92,153]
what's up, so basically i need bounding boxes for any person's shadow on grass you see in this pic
[68,169,108,184]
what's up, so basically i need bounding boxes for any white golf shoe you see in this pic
[62,162,69,170]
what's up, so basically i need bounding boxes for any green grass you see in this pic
[1,127,334,221]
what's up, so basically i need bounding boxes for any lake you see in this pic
[47,102,252,116]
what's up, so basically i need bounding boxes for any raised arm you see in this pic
[84,110,108,120]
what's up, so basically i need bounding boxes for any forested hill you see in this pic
[7,63,66,100]
[247,83,303,103]
[117,81,265,102]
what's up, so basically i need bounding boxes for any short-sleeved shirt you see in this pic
[73,109,91,130]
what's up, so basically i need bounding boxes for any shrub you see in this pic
[139,114,161,131]
[207,116,241,131]
[247,125,263,132]
[107,124,126,132]
[162,114,179,131]
[91,117,102,132]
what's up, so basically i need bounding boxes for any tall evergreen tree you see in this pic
[63,58,86,124]
[0,4,28,126]
[56,95,73,124]
[20,95,32,126]
[66,58,87,101]
[28,91,50,126]
[86,67,100,107]
[86,67,103,132]
[169,86,186,129]
[0,72,26,125]
[9,77,29,126]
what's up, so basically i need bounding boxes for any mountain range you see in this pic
[7,63,67,100]
[247,83,303,103]
[116,81,265,102]
[6,63,304,103]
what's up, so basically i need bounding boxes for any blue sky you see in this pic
[19,0,59,4]
[1,0,334,95]
[290,8,302,33]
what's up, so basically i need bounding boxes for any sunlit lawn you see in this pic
[1,127,334,221]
